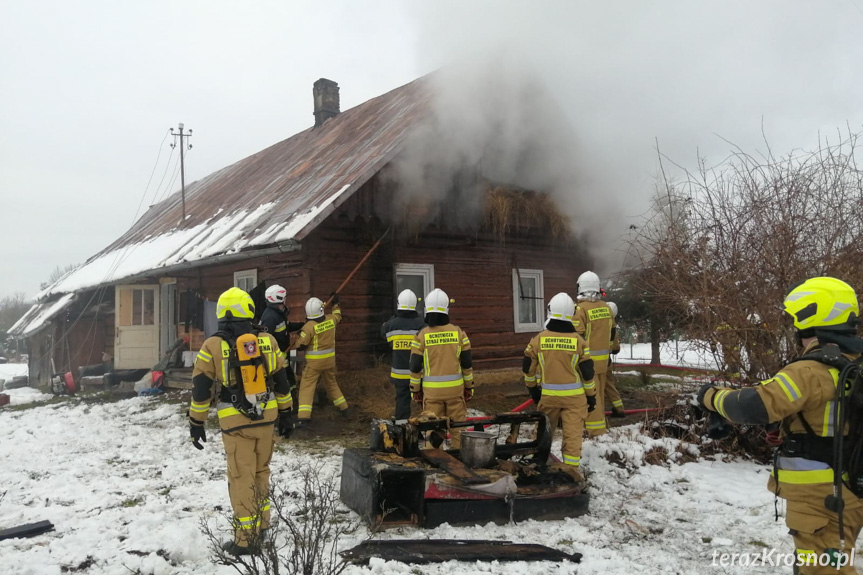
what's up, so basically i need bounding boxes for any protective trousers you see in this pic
[787,499,863,574]
[585,371,608,436]
[423,395,467,448]
[297,359,347,421]
[539,400,588,467]
[392,378,411,420]
[605,374,624,411]
[221,424,275,547]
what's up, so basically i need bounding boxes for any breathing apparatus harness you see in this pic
[777,342,863,547]
[215,328,274,421]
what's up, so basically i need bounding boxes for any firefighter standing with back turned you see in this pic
[523,292,596,478]
[382,289,426,420]
[605,301,626,418]
[291,293,351,428]
[698,277,863,574]
[409,288,474,449]
[259,284,304,410]
[188,287,295,556]
[573,271,615,436]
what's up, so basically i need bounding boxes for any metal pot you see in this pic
[459,431,497,468]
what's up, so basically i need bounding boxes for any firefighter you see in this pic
[698,277,863,575]
[259,284,304,411]
[573,271,614,436]
[188,287,295,556]
[523,292,596,477]
[409,288,473,449]
[291,293,349,426]
[259,285,304,355]
[381,289,426,420]
[606,301,626,418]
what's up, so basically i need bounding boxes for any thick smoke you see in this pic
[397,0,863,276]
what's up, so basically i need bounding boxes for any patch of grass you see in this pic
[702,537,713,543]
[60,556,95,572]
[558,539,574,546]
[121,497,144,508]
[643,446,669,465]
[158,487,172,496]
[5,395,69,411]
[749,540,769,548]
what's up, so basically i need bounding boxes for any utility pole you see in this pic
[170,123,193,222]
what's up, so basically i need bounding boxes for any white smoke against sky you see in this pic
[402,0,863,274]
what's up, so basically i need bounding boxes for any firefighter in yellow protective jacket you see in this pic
[188,288,295,556]
[699,277,863,574]
[291,293,349,425]
[573,271,614,436]
[605,301,626,418]
[523,293,596,475]
[409,288,473,449]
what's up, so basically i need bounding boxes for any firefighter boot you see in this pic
[222,540,253,556]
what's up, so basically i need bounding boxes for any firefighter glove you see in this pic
[464,388,474,402]
[412,390,423,403]
[697,384,717,411]
[190,420,206,450]
[586,395,597,413]
[277,409,294,439]
[527,386,542,404]
[330,292,340,305]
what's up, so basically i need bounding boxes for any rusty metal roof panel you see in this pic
[37,77,432,299]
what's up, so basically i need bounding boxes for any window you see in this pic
[118,287,157,326]
[234,269,257,293]
[395,264,434,314]
[512,269,544,333]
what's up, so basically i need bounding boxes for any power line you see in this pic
[130,129,171,226]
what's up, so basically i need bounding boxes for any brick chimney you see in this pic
[313,78,340,127]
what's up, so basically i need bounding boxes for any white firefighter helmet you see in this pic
[608,301,619,318]
[577,271,601,296]
[397,289,418,311]
[425,288,450,314]
[304,297,324,319]
[547,292,575,322]
[265,284,287,304]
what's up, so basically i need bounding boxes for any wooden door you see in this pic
[114,285,160,369]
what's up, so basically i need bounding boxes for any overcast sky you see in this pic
[2,1,862,300]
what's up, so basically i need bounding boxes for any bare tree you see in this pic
[201,461,360,575]
[628,130,863,380]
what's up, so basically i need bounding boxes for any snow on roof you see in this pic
[8,293,76,338]
[36,77,431,301]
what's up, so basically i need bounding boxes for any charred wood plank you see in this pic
[340,539,582,564]
[419,449,487,485]
[0,520,54,541]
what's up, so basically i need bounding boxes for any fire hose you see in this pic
[465,398,663,424]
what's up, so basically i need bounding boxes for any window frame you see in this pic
[233,269,258,293]
[394,263,435,311]
[512,268,545,333]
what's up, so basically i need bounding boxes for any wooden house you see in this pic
[10,76,592,387]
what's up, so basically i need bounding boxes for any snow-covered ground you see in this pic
[0,364,52,405]
[0,362,28,381]
[615,340,719,371]
[1,391,828,575]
